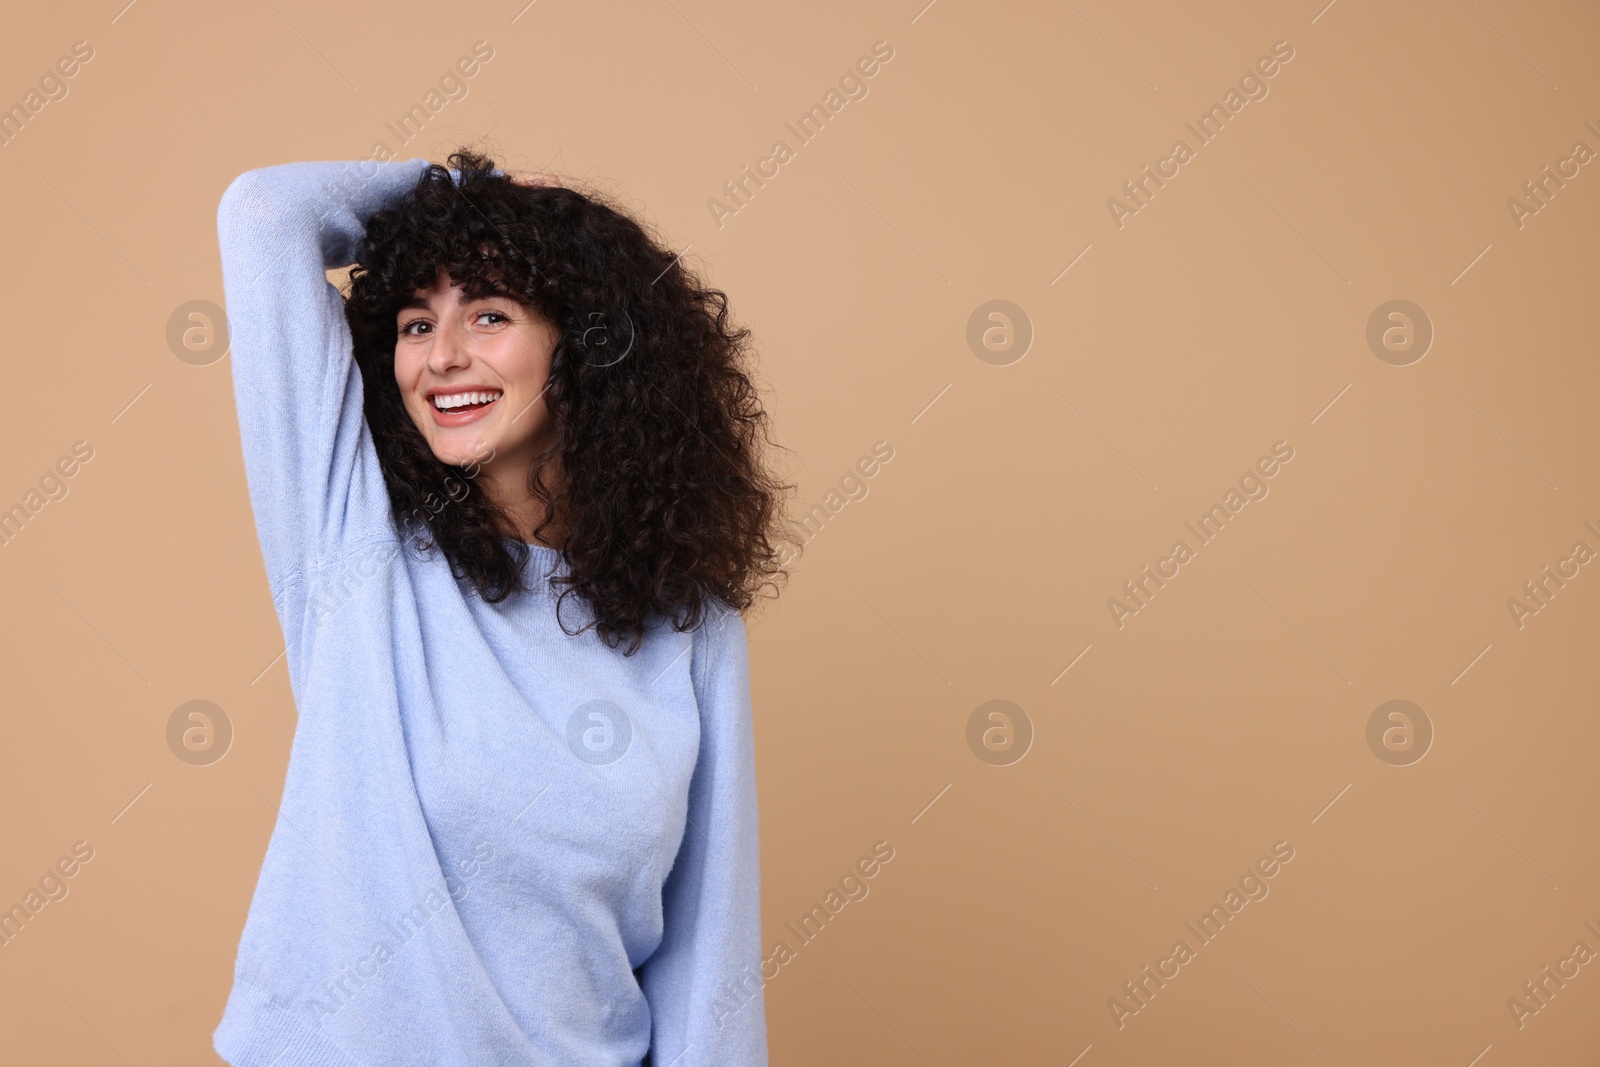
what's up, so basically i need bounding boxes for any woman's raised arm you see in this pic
[215,157,430,612]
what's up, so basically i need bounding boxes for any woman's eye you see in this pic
[398,312,503,336]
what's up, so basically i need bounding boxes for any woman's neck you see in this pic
[477,459,564,547]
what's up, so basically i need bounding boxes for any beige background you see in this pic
[1,0,1598,1063]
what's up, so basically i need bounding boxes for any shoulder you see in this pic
[690,598,747,691]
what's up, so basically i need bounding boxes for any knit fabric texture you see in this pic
[210,157,768,1067]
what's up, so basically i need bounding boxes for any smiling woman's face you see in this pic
[394,268,559,478]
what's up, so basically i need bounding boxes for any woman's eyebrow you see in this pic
[396,292,511,314]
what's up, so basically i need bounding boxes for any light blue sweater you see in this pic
[211,158,769,1067]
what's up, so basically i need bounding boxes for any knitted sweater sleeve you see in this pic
[638,605,771,1066]
[215,157,431,612]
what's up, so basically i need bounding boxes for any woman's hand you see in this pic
[504,170,561,188]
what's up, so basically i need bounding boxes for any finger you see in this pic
[506,170,561,188]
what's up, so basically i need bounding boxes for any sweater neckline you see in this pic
[513,539,562,555]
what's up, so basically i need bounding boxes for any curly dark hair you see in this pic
[343,147,797,654]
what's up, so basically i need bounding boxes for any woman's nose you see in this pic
[427,322,470,372]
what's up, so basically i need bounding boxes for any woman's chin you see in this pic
[434,450,487,470]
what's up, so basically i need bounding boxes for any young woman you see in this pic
[211,150,792,1067]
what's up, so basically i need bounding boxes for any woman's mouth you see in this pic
[428,389,503,427]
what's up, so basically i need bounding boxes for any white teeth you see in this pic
[432,390,502,411]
